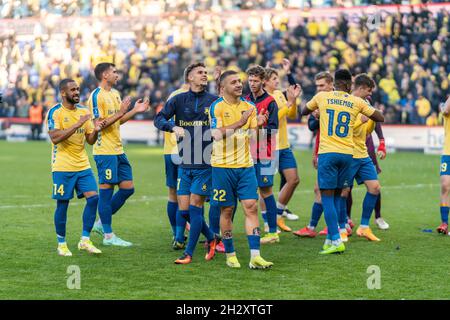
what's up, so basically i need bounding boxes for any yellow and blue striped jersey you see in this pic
[271,89,297,150]
[88,87,123,155]
[306,91,376,155]
[210,97,257,168]
[163,87,189,155]
[46,103,94,172]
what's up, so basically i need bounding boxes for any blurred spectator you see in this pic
[29,102,44,140]
[416,95,432,125]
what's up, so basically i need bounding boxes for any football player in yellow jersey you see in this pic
[338,74,383,243]
[210,70,273,269]
[302,69,384,254]
[163,82,189,248]
[263,64,302,234]
[437,96,450,234]
[47,79,102,256]
[88,63,150,247]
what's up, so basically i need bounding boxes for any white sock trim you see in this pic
[250,249,260,258]
[276,202,286,210]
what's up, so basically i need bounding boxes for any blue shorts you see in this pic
[211,167,258,207]
[177,167,211,196]
[276,148,298,172]
[317,153,353,189]
[52,169,97,200]
[254,160,276,188]
[94,154,133,185]
[349,157,378,186]
[441,156,450,176]
[164,154,180,189]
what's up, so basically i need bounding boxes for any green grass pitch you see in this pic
[0,140,449,299]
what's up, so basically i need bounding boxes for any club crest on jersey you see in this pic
[224,112,231,118]
[263,176,268,183]
[64,117,69,122]
[204,108,209,115]
[202,184,207,192]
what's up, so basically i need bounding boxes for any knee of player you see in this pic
[369,183,381,195]
[243,202,258,215]
[290,175,300,187]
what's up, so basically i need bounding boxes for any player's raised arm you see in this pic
[286,84,301,119]
[94,96,132,131]
[301,93,320,117]
[119,97,150,124]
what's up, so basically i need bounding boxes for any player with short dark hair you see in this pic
[338,74,382,242]
[47,79,102,256]
[245,65,280,244]
[301,69,384,254]
[155,62,220,265]
[210,70,273,269]
[88,62,150,247]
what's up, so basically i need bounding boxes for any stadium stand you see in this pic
[0,2,449,126]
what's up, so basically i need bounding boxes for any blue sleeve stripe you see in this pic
[47,104,61,130]
[92,88,101,119]
[209,97,223,129]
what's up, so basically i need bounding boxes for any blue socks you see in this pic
[223,237,235,254]
[54,200,69,243]
[98,188,114,234]
[247,235,260,251]
[441,203,449,224]
[321,194,340,241]
[208,204,221,235]
[82,195,98,237]
[185,205,205,257]
[361,192,379,226]
[264,195,277,233]
[167,201,178,236]
[175,209,189,243]
[309,202,323,227]
[338,196,348,229]
[111,188,134,215]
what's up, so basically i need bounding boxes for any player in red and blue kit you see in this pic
[245,65,280,244]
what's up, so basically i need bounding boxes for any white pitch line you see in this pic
[0,183,440,210]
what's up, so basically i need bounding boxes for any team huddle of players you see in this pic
[46,59,402,268]
[154,61,386,267]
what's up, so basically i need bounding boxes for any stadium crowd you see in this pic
[0,4,448,126]
[0,0,437,18]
